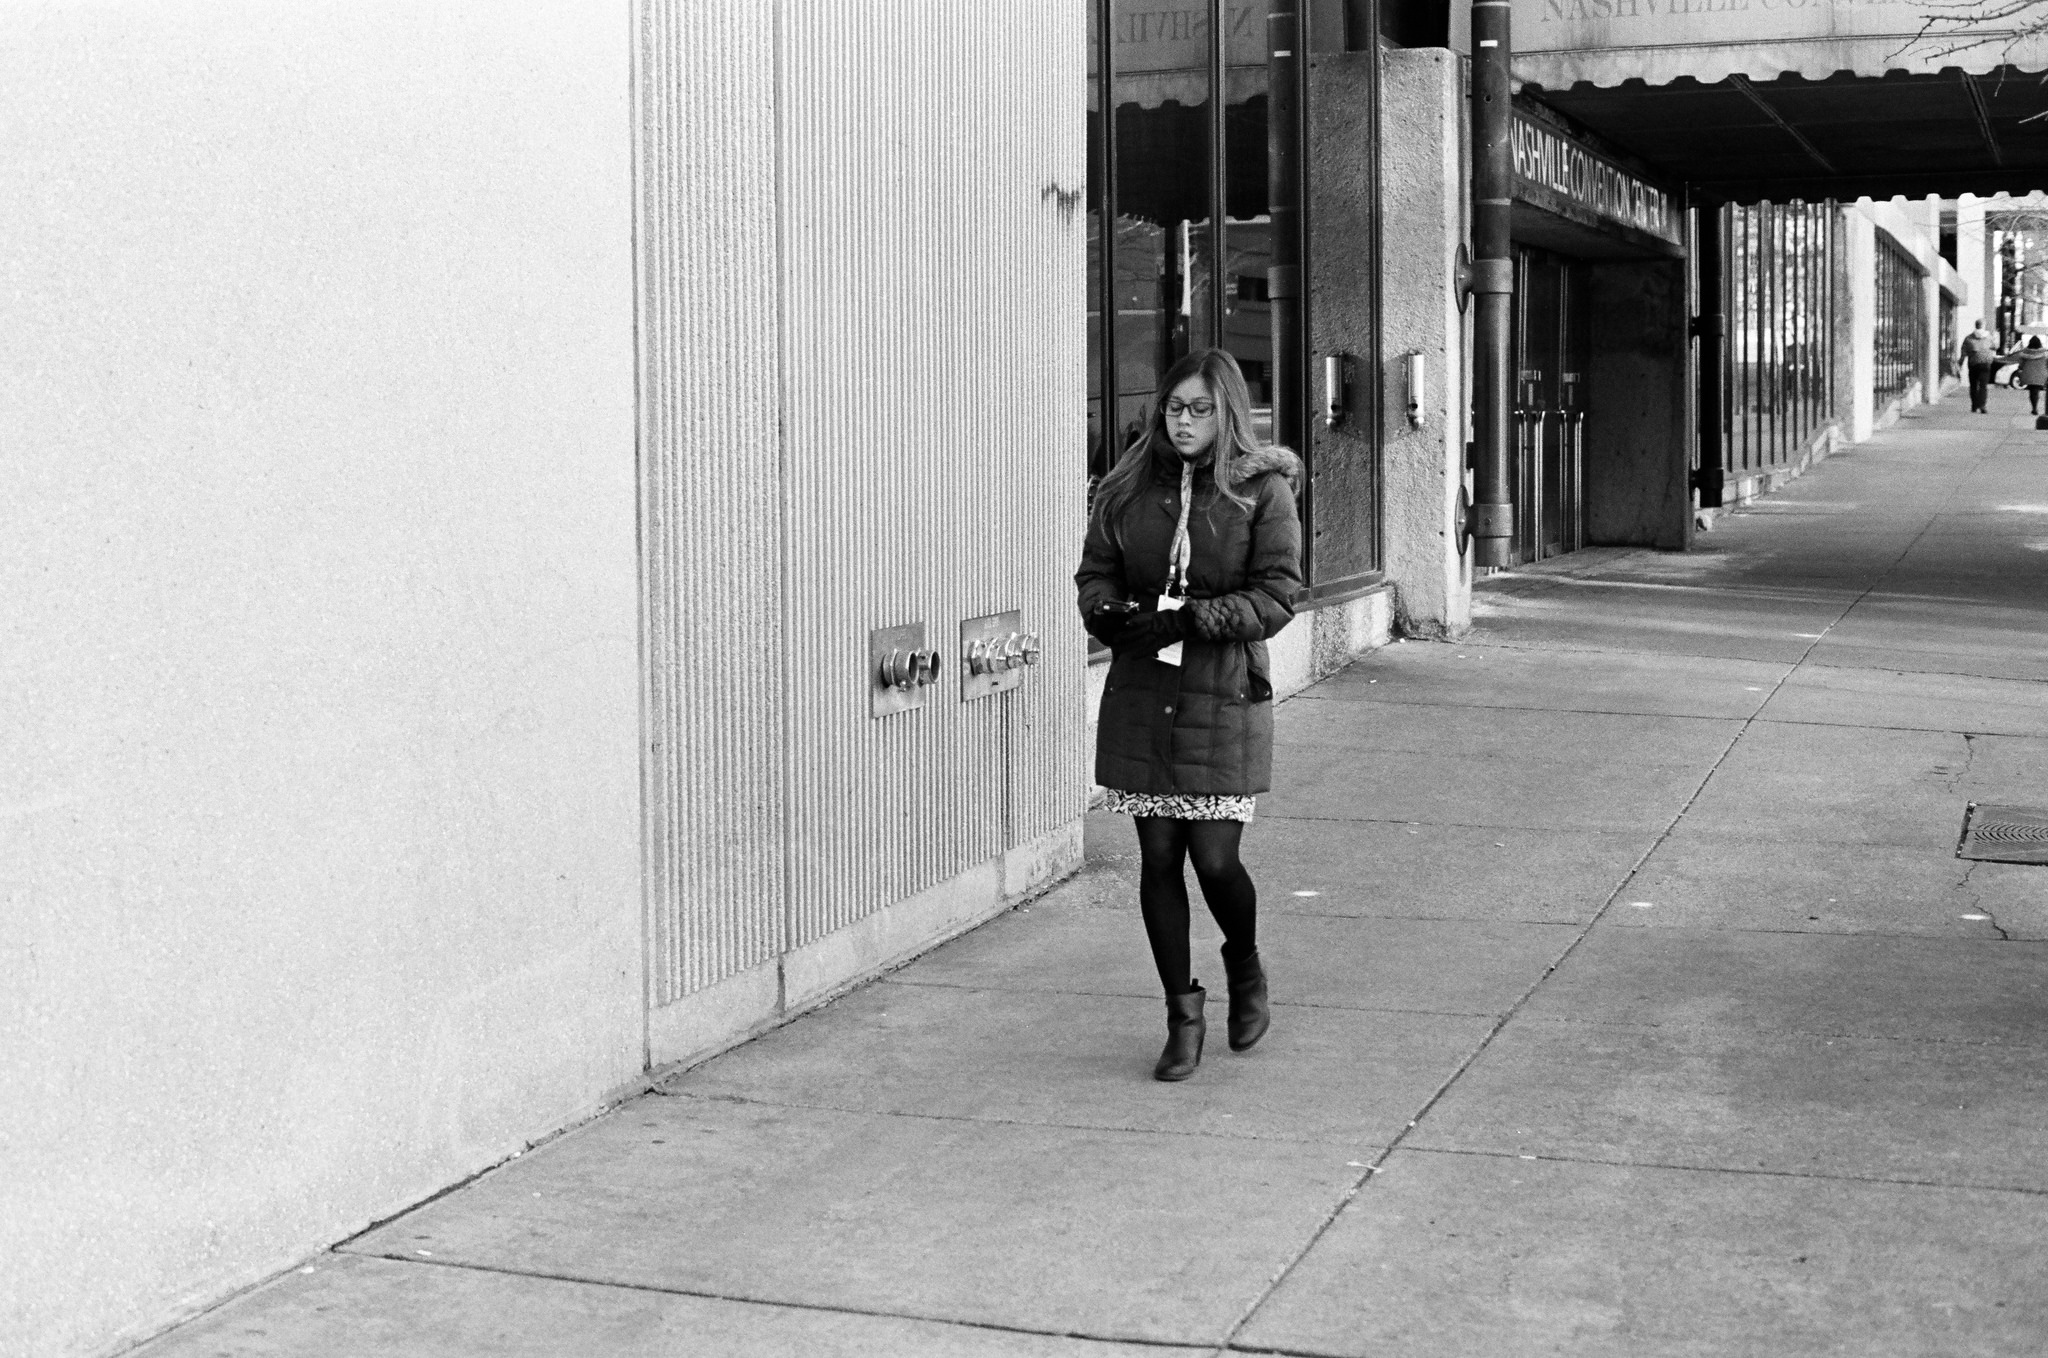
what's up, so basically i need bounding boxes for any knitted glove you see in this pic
[1185,593,1264,642]
[1110,608,1188,658]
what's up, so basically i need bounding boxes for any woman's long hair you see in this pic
[1091,349,1263,529]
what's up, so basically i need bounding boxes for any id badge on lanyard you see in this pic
[1155,594,1184,667]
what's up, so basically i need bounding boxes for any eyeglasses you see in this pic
[1163,399,1216,419]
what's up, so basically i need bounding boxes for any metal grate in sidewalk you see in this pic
[1958,803,2048,865]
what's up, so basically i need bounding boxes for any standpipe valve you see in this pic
[879,647,942,691]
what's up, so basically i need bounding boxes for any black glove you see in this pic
[1110,608,1187,658]
[1084,601,1136,646]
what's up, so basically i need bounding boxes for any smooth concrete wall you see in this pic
[1374,48,1473,637]
[1955,196,1988,323]
[1,6,641,1355]
[1585,261,1693,549]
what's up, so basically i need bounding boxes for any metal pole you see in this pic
[1693,198,1726,508]
[1469,1,1515,567]
[1209,0,1229,350]
[1343,0,1379,49]
[1095,1,1122,465]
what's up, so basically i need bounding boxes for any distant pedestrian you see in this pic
[1075,349,1303,1082]
[2000,335,2048,414]
[1961,318,1997,413]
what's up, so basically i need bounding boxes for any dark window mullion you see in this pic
[1207,0,1228,351]
[1095,0,1120,469]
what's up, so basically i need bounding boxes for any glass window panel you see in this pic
[1223,3,1272,441]
[1089,1,1219,469]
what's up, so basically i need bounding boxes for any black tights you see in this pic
[1133,816,1258,996]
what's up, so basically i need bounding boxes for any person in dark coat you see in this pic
[1074,349,1303,1081]
[1999,333,2048,414]
[1960,319,1997,413]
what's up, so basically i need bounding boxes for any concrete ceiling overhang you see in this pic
[1505,1,2048,202]
[1524,65,2048,204]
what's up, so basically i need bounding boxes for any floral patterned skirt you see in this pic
[1102,789,1256,823]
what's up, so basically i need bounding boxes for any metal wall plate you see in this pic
[960,610,1025,702]
[870,622,930,718]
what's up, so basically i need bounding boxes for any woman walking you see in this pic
[2002,334,2048,414]
[1075,350,1303,1081]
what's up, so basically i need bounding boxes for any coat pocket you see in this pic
[1246,641,1273,703]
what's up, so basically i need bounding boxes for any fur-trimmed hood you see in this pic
[1226,445,1301,487]
[1148,443,1302,489]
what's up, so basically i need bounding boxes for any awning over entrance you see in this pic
[1514,0,2048,87]
[1509,0,2048,202]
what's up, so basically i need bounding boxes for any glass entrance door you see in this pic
[1513,245,1588,565]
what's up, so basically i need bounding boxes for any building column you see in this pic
[1956,194,1988,331]
[1367,47,1470,636]
[1845,207,1876,443]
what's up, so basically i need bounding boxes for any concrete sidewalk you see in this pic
[140,395,2048,1356]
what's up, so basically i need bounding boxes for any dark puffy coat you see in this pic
[1075,446,1304,795]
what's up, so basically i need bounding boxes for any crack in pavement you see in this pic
[1943,731,1980,793]
[1956,859,2014,940]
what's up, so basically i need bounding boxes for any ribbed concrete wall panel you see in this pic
[778,2,1088,944]
[639,0,786,1001]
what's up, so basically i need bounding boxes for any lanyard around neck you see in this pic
[1166,459,1195,597]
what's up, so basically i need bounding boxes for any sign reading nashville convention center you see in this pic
[1512,113,1683,245]
[1518,0,1967,51]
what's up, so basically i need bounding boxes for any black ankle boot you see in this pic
[1154,984,1206,1081]
[1223,949,1269,1052]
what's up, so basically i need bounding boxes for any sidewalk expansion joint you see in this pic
[1510,1011,2046,1050]
[1297,694,1764,723]
[1754,715,2046,740]
[654,1087,1360,1148]
[1798,658,2048,685]
[1274,908,1593,926]
[1399,1145,2048,1198]
[877,976,1504,1020]
[1608,918,2047,942]
[354,1253,1210,1352]
[1260,811,1652,833]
